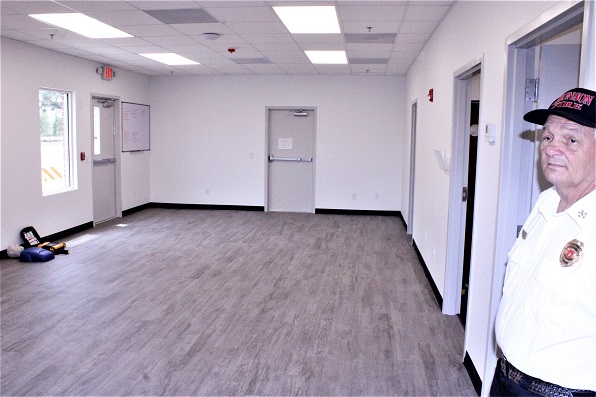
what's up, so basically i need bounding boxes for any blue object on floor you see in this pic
[20,247,55,262]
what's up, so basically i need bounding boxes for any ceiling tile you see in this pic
[399,20,440,34]
[204,6,278,23]
[99,37,156,47]
[404,5,451,21]
[87,10,163,26]
[338,5,406,21]
[143,35,199,46]
[395,33,430,44]
[1,1,72,14]
[58,1,138,12]
[119,24,182,37]
[0,0,453,76]
[170,23,233,35]
[0,14,55,30]
[225,21,287,34]
[341,21,401,34]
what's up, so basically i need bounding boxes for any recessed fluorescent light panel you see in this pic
[305,51,347,65]
[273,6,340,34]
[29,13,132,39]
[139,53,199,66]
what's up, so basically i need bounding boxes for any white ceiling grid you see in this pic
[0,0,455,76]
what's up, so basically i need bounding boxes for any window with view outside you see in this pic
[39,89,74,195]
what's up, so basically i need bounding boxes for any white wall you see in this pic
[402,0,562,384]
[1,38,150,249]
[149,75,405,211]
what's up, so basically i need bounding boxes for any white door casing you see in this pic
[92,98,117,224]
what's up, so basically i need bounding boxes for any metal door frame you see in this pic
[91,94,122,224]
[483,2,586,394]
[444,57,483,316]
[265,106,317,213]
[407,100,418,238]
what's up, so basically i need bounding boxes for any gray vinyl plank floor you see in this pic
[1,209,476,396]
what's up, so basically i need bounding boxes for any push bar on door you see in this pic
[93,158,116,164]
[268,155,313,162]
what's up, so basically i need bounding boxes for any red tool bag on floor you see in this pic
[20,226,69,255]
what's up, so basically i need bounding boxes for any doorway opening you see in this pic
[484,2,585,394]
[443,59,482,318]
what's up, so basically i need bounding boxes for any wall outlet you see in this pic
[432,245,436,258]
[205,188,210,195]
[352,193,357,200]
[375,192,380,200]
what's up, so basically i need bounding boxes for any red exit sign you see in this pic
[101,66,114,81]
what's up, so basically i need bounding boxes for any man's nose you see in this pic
[544,140,563,156]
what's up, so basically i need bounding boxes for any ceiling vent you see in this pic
[144,9,219,24]
[349,58,389,64]
[232,58,272,64]
[344,33,397,43]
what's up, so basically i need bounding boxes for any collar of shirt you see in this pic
[537,187,596,230]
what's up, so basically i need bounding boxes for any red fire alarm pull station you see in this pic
[80,152,86,161]
[428,88,434,102]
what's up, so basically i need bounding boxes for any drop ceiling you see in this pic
[0,1,455,77]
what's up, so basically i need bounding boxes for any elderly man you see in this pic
[490,87,595,397]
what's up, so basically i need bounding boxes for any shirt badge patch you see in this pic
[559,239,584,267]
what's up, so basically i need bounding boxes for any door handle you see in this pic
[93,158,116,164]
[268,155,313,162]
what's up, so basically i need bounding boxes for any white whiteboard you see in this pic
[122,102,150,152]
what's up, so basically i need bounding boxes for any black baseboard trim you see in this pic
[1,221,93,260]
[149,203,265,212]
[122,203,152,217]
[397,212,407,229]
[412,239,443,309]
[45,221,94,243]
[315,208,401,217]
[464,351,482,396]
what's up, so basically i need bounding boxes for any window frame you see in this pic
[39,87,76,196]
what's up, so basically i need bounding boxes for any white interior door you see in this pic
[92,98,117,223]
[267,109,315,213]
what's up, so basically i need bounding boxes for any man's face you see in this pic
[540,115,596,194]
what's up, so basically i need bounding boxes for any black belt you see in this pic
[500,356,595,397]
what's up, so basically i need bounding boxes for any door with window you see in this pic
[92,98,117,223]
[267,108,315,213]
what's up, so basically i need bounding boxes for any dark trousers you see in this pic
[489,359,596,397]
[489,361,542,396]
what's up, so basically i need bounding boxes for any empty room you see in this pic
[1,1,594,396]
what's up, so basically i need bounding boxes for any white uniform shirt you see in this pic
[495,187,596,391]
